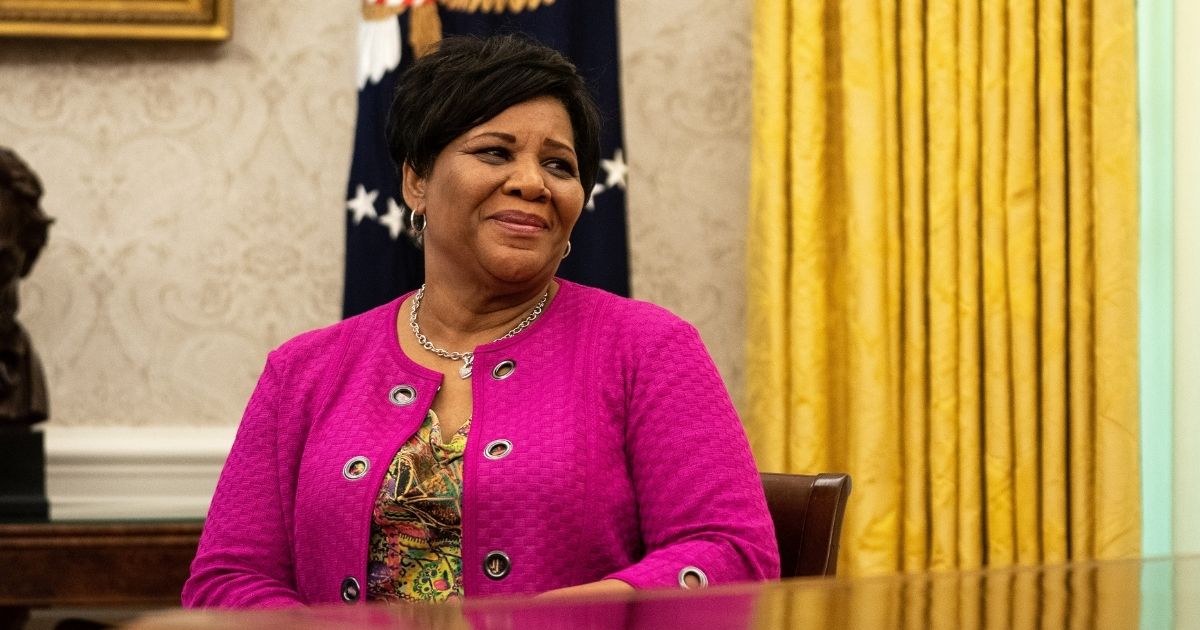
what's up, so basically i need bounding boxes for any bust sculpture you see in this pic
[0,147,53,428]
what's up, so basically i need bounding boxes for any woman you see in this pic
[183,34,778,608]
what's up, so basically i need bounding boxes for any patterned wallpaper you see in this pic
[621,1,752,409]
[2,0,752,427]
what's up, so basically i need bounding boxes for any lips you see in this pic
[490,210,549,231]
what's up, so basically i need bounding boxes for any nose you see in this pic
[502,159,549,202]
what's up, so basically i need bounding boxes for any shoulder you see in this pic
[555,279,703,356]
[266,297,402,375]
[249,297,404,415]
[558,279,692,333]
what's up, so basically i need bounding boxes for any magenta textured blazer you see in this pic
[182,279,779,607]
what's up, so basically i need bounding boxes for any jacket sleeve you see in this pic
[182,356,305,608]
[604,316,781,589]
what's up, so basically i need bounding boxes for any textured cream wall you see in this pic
[621,1,752,408]
[3,1,753,427]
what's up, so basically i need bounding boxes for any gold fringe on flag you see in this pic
[361,2,407,22]
[438,0,555,14]
[408,3,443,58]
[361,0,556,59]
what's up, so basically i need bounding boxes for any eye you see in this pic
[543,158,577,177]
[476,147,510,162]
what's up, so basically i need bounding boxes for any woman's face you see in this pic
[404,96,585,288]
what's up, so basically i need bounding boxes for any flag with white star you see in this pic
[343,0,631,318]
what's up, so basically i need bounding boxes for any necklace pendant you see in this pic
[459,355,473,380]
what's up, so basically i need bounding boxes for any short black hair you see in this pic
[386,34,602,206]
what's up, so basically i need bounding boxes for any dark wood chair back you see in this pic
[760,472,852,578]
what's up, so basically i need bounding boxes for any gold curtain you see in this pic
[747,0,1139,576]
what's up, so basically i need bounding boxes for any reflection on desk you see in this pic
[126,555,1197,630]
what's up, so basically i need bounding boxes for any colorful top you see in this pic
[367,410,469,602]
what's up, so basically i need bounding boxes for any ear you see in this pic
[401,162,427,214]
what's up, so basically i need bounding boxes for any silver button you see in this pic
[677,566,708,589]
[342,456,369,480]
[483,439,513,460]
[388,385,417,406]
[491,359,516,380]
[483,551,511,580]
[340,576,360,602]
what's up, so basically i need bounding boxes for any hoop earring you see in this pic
[410,211,427,234]
[562,241,572,259]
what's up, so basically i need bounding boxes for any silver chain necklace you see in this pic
[409,283,550,379]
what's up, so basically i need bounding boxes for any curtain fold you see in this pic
[748,0,1140,575]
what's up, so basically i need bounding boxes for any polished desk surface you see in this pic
[124,555,1197,630]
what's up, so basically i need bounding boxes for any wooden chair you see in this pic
[759,472,852,578]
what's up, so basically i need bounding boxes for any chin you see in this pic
[483,249,556,285]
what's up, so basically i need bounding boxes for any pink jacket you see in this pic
[182,280,779,607]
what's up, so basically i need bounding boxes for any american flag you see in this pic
[343,0,630,317]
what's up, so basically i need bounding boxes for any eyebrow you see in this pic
[471,131,576,155]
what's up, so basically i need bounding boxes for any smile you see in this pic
[489,211,549,233]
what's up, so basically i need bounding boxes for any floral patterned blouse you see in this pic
[367,410,469,602]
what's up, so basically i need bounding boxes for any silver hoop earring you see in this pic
[562,241,572,259]
[410,212,426,234]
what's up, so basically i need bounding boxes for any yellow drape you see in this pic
[747,0,1139,575]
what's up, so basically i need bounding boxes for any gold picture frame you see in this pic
[0,0,232,41]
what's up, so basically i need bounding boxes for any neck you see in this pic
[415,277,556,350]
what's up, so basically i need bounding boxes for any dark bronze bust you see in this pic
[0,147,53,428]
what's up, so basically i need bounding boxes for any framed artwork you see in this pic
[0,0,232,41]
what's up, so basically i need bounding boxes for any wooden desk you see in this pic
[125,555,1198,629]
[0,522,201,630]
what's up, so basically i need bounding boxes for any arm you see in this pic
[604,317,781,589]
[182,357,305,608]
[536,579,633,600]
